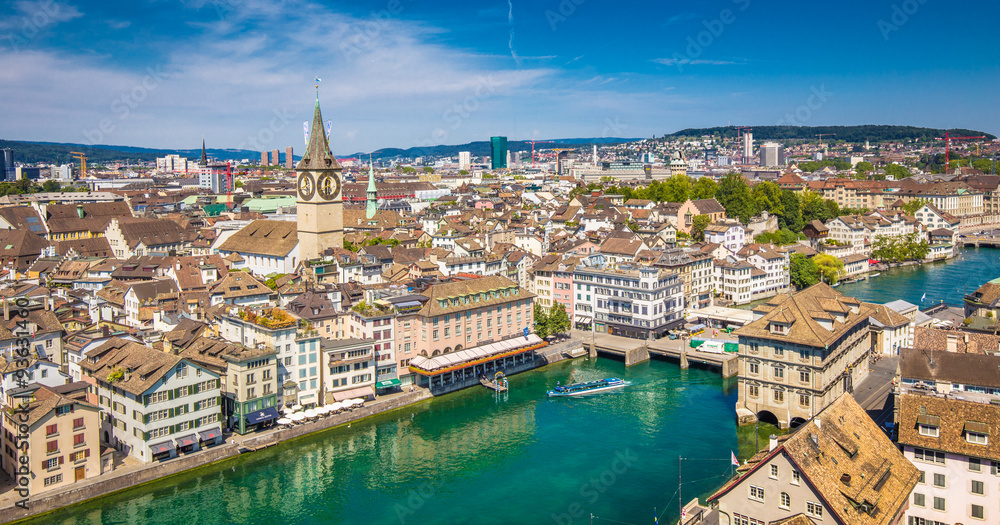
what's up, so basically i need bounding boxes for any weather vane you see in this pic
[315,77,322,100]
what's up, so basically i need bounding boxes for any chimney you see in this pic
[3,300,7,321]
[815,418,821,430]
[946,334,958,353]
[769,434,778,452]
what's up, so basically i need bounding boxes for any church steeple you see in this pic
[200,138,207,166]
[297,93,341,171]
[366,155,377,219]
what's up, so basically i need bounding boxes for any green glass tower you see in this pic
[490,136,508,170]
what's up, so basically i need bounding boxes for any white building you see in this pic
[704,222,746,255]
[573,264,684,339]
[897,348,1000,525]
[156,155,192,174]
[80,338,223,462]
[458,151,472,171]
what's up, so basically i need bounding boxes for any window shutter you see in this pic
[58,456,64,465]
[85,448,90,458]
[143,431,149,441]
[168,408,174,418]
[168,390,173,401]
[40,460,45,470]
[143,414,149,424]
[144,394,150,406]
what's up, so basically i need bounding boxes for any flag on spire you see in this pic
[731,451,739,467]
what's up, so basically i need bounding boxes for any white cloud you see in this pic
[652,58,741,66]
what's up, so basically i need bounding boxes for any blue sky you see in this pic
[1,0,998,155]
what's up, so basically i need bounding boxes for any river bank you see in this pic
[14,349,750,525]
[1,342,584,524]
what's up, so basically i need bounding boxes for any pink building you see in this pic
[474,199,495,209]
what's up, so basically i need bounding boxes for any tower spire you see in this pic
[200,137,207,166]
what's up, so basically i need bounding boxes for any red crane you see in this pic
[937,132,986,171]
[529,140,555,167]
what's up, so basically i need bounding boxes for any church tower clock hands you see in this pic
[296,85,344,262]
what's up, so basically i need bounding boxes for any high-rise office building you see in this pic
[261,151,269,166]
[458,151,471,171]
[285,147,294,169]
[759,143,785,167]
[271,149,280,167]
[490,136,507,170]
[1,149,13,182]
[742,133,754,163]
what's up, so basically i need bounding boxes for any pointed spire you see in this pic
[297,87,340,172]
[200,137,207,166]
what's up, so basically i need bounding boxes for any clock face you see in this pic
[298,172,315,200]
[317,173,341,201]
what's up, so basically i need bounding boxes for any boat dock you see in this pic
[480,376,508,393]
[577,330,738,378]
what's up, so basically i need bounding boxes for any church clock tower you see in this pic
[296,93,343,261]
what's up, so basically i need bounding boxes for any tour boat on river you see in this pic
[547,377,627,397]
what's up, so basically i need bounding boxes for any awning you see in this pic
[245,406,280,425]
[149,440,175,455]
[575,316,592,324]
[375,378,402,389]
[198,427,222,442]
[965,421,990,434]
[332,385,375,402]
[175,434,197,448]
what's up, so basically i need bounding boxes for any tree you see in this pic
[662,174,691,203]
[900,198,928,216]
[403,166,417,173]
[546,303,571,336]
[855,161,875,176]
[884,164,911,179]
[459,169,469,176]
[813,254,845,284]
[716,173,756,223]
[799,190,829,224]
[690,177,717,200]
[533,302,550,338]
[754,228,801,245]
[789,253,820,289]
[778,190,804,232]
[41,180,61,192]
[423,167,434,173]
[751,181,784,216]
[691,215,712,241]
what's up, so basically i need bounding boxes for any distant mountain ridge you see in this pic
[3,137,642,165]
[664,125,996,142]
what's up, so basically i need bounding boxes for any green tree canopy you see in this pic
[789,253,820,289]
[778,190,804,232]
[813,254,845,284]
[690,176,717,200]
[533,302,550,339]
[751,181,784,216]
[546,303,571,336]
[884,164,911,179]
[691,215,712,241]
[716,173,756,223]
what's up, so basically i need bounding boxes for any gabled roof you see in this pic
[737,283,876,347]
[897,393,1000,461]
[217,220,298,257]
[80,337,211,396]
[710,394,918,525]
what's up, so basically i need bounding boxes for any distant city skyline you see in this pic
[2,0,998,154]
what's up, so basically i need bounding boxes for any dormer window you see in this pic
[917,414,940,437]
[770,323,788,335]
[965,422,989,444]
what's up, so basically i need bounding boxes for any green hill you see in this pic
[0,140,262,165]
[665,125,996,143]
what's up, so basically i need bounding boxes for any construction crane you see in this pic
[732,126,752,164]
[529,140,555,167]
[70,151,87,178]
[817,134,836,149]
[936,132,987,171]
